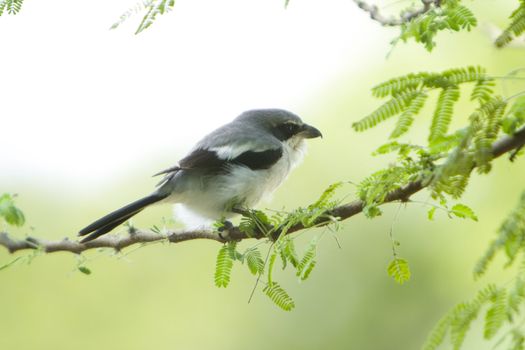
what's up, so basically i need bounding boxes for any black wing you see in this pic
[232,148,283,170]
[155,147,283,181]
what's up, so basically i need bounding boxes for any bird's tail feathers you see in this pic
[78,193,168,243]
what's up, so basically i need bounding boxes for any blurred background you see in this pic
[1,0,524,349]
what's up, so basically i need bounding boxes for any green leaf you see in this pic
[422,313,452,350]
[281,238,300,268]
[0,193,26,227]
[495,2,525,47]
[429,85,461,144]
[296,238,318,281]
[78,266,92,275]
[263,282,295,311]
[387,257,411,285]
[135,0,175,34]
[245,248,264,276]
[428,207,437,221]
[1,0,24,15]
[483,288,506,339]
[353,90,422,132]
[214,244,234,288]
[267,252,277,285]
[390,91,428,138]
[450,204,478,221]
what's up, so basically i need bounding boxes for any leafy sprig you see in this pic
[0,193,25,227]
[0,0,24,16]
[397,0,477,51]
[496,0,525,48]
[211,183,344,310]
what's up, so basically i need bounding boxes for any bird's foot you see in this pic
[217,220,234,240]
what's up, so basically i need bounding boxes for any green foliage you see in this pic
[398,1,477,51]
[422,312,453,350]
[214,242,237,288]
[353,90,422,132]
[450,203,478,221]
[503,96,525,135]
[267,251,277,285]
[428,191,525,349]
[508,276,525,318]
[358,150,429,217]
[263,282,295,311]
[357,66,525,206]
[238,209,273,237]
[296,238,317,281]
[111,0,153,30]
[496,0,525,48]
[0,0,24,16]
[474,191,525,278]
[211,183,340,311]
[483,288,506,339]
[0,193,26,227]
[354,66,490,136]
[423,281,525,350]
[425,285,498,349]
[472,97,508,173]
[244,248,264,276]
[387,257,411,284]
[78,266,92,275]
[391,91,428,138]
[357,65,525,349]
[278,237,300,269]
[429,85,460,143]
[510,330,525,350]
[111,0,175,34]
[471,79,495,103]
[135,0,175,34]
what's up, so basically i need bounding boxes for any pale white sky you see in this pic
[0,0,381,189]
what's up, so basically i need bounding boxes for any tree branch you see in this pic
[1,125,525,255]
[353,0,439,26]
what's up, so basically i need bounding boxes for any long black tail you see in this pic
[78,193,168,243]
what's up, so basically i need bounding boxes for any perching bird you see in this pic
[78,109,322,243]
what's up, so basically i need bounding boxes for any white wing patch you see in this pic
[209,142,273,160]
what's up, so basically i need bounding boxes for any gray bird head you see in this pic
[235,109,322,141]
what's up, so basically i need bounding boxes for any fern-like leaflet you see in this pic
[483,288,507,339]
[263,282,295,311]
[352,89,421,132]
[429,85,460,144]
[0,0,23,15]
[474,191,525,278]
[387,257,411,285]
[390,91,428,138]
[296,238,318,281]
[244,248,265,276]
[496,0,525,48]
[398,1,477,51]
[214,243,236,288]
[135,0,175,34]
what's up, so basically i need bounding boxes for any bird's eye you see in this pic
[285,123,299,133]
[272,122,301,141]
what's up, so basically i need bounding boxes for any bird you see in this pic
[78,109,322,243]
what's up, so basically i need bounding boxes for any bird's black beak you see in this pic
[300,124,323,139]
